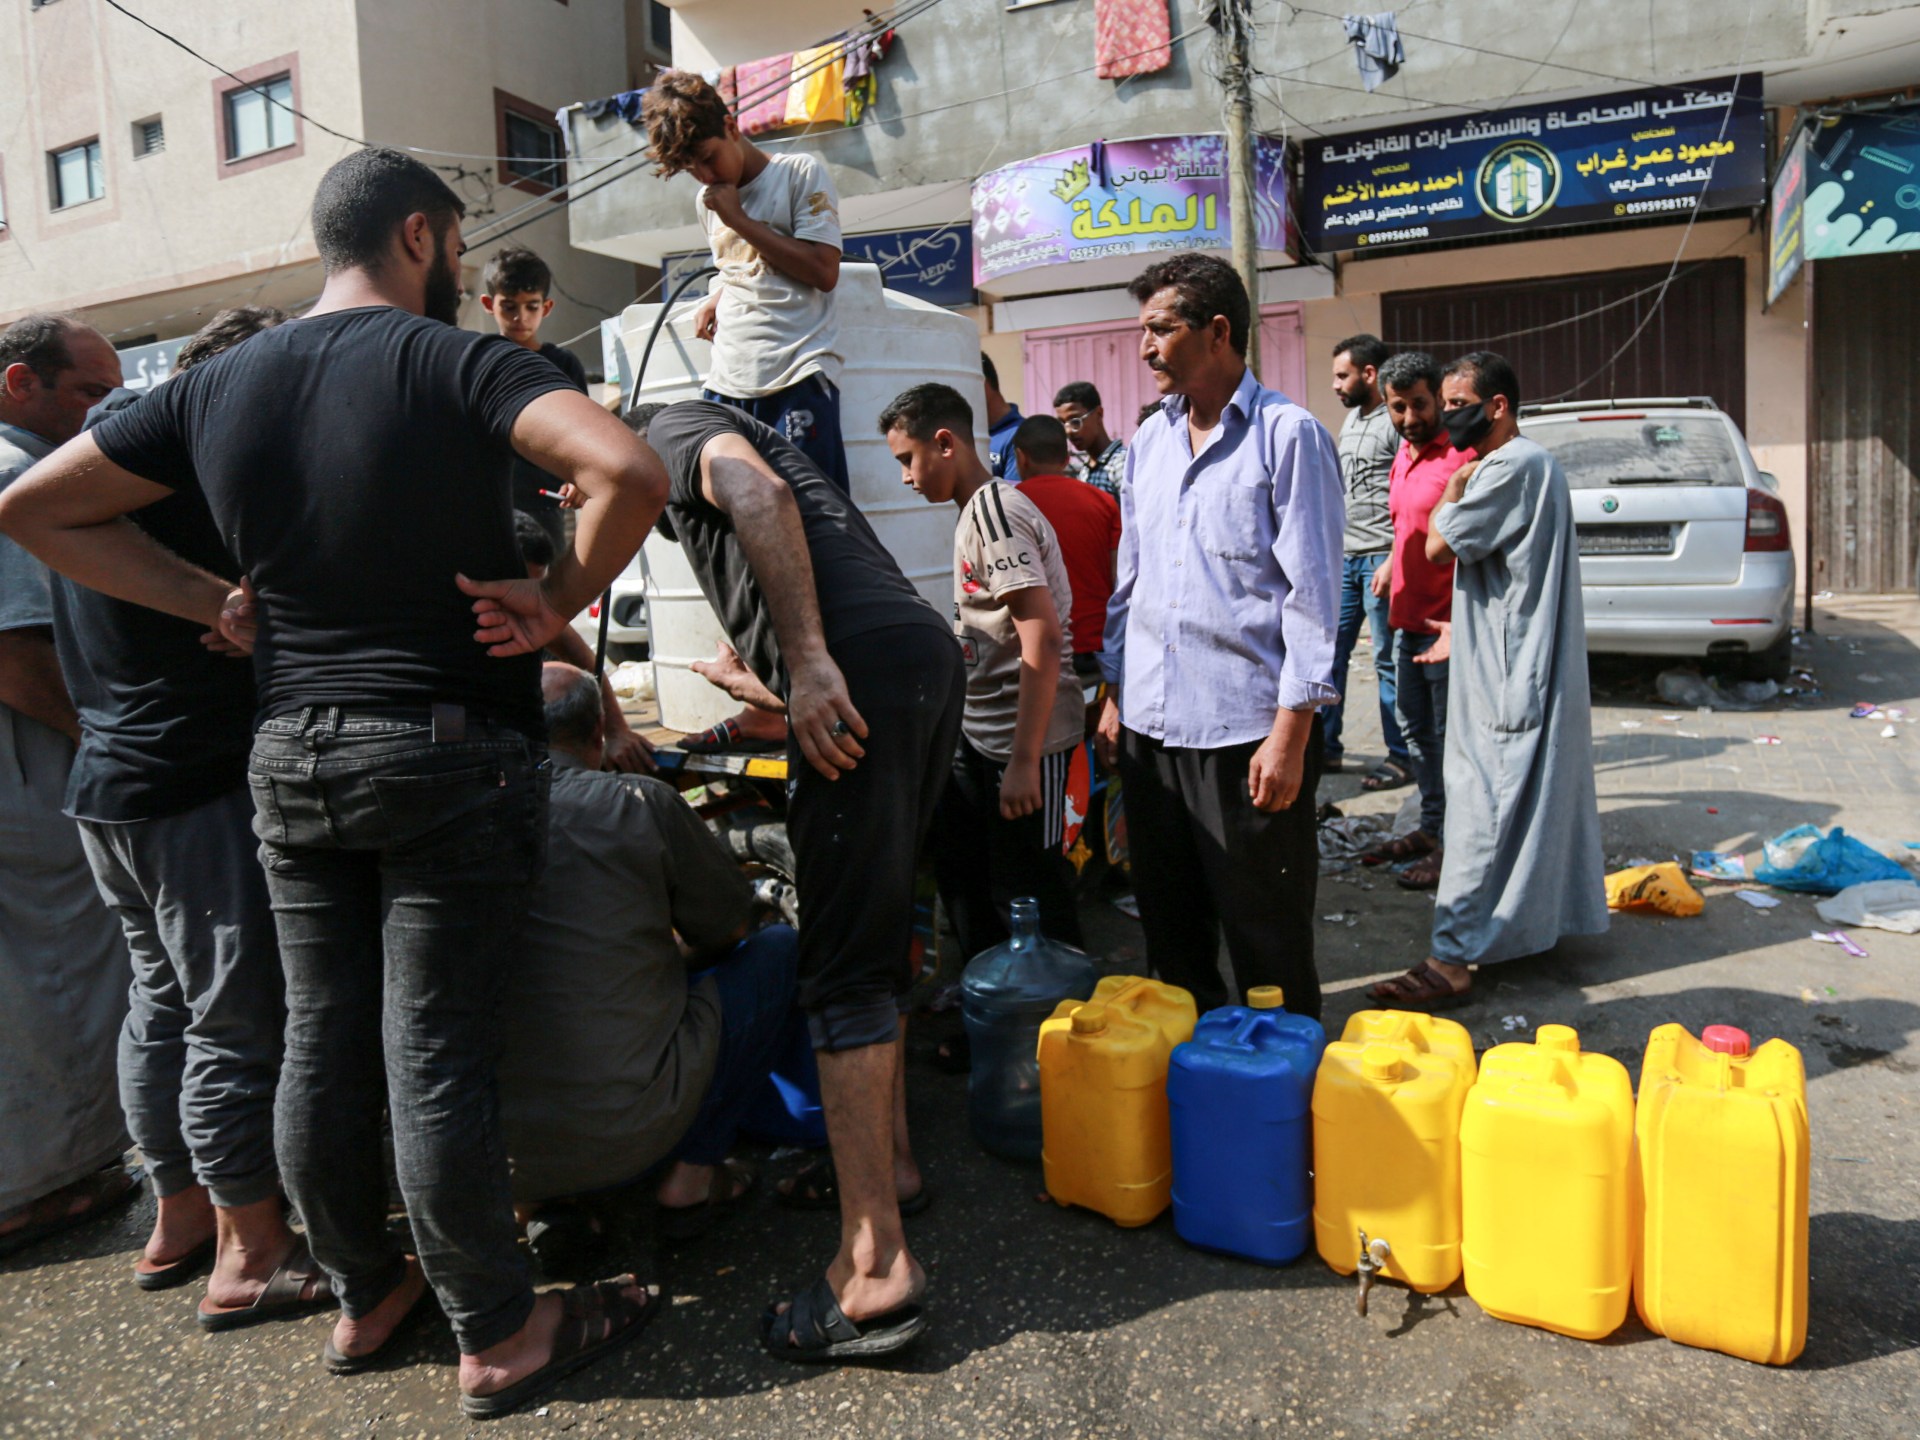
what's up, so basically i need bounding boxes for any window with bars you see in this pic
[134,117,165,158]
[51,139,104,208]
[225,75,295,161]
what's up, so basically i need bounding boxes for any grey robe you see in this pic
[1429,435,1607,966]
[0,424,130,1214]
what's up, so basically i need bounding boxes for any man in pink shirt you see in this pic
[1362,351,1466,890]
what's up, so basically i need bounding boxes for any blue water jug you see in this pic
[961,897,1103,1160]
[1168,987,1327,1265]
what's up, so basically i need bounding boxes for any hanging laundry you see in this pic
[736,53,794,135]
[580,89,648,126]
[786,44,847,126]
[1342,12,1404,92]
[841,17,895,125]
[1095,0,1173,80]
[716,66,739,111]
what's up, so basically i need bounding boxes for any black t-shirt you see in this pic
[511,342,590,516]
[91,306,575,738]
[53,396,256,822]
[645,401,944,696]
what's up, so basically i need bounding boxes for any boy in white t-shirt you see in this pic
[880,383,1086,961]
[643,71,848,494]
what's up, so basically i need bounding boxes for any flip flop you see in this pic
[196,1235,337,1332]
[321,1271,437,1376]
[135,1234,217,1292]
[0,1164,144,1261]
[761,1273,926,1364]
[1366,961,1473,1012]
[677,717,783,755]
[776,1158,931,1218]
[459,1278,661,1420]
[657,1159,758,1244]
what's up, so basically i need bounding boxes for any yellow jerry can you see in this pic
[1462,1024,1635,1340]
[1635,1023,1809,1365]
[1038,976,1196,1227]
[1312,1010,1478,1299]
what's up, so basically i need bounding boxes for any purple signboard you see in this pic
[971,134,1292,286]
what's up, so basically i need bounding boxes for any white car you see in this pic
[1521,398,1795,682]
[568,551,649,662]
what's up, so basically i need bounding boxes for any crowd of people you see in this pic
[0,67,1605,1421]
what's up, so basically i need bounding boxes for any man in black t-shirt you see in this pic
[633,400,961,1363]
[481,244,591,548]
[0,149,666,1419]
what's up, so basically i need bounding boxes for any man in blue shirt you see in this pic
[1095,254,1343,1019]
[982,352,1022,486]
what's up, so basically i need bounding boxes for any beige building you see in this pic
[0,0,656,373]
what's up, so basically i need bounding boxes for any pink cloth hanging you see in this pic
[1095,0,1172,79]
[735,53,794,135]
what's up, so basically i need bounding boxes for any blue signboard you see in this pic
[663,223,974,307]
[1302,74,1765,252]
[1800,104,1920,260]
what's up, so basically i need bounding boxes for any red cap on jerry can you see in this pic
[1702,1024,1751,1057]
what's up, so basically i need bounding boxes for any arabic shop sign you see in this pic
[969,134,1293,286]
[1302,74,1764,252]
[114,335,189,393]
[663,224,975,309]
[1767,128,1809,305]
[1799,105,1920,262]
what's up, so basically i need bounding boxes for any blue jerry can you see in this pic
[1168,987,1327,1265]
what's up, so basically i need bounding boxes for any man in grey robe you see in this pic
[1367,350,1607,1009]
[0,315,138,1254]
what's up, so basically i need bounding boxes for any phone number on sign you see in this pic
[1615,196,1701,216]
[1356,226,1431,246]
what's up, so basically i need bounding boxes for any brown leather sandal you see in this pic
[1366,961,1472,1011]
[1396,849,1445,891]
[459,1278,661,1420]
[1360,829,1437,867]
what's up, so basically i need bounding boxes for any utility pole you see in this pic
[1218,0,1261,378]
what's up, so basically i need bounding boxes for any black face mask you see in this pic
[1442,401,1493,451]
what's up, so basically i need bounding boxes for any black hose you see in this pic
[595,263,719,679]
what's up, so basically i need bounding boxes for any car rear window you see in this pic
[1523,415,1746,488]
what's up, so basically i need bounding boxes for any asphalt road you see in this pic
[3,600,1917,1438]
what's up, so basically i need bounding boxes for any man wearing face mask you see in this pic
[1367,351,1606,1010]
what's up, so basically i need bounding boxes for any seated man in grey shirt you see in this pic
[497,663,804,1241]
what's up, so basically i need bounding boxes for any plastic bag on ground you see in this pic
[1815,879,1920,934]
[1753,824,1912,895]
[1605,862,1705,917]
[608,660,655,702]
[1654,669,1780,711]
[1316,792,1423,863]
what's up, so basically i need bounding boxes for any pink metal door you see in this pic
[1022,304,1306,441]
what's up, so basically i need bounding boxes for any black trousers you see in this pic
[1117,720,1324,1020]
[932,738,1085,964]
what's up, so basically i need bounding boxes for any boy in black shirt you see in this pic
[0,148,666,1420]
[481,245,591,546]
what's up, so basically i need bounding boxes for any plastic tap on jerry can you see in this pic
[1312,1009,1477,1300]
[1168,987,1326,1265]
[1462,1024,1635,1340]
[1635,1023,1809,1365]
[1038,976,1196,1227]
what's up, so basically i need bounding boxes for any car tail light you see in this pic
[588,600,602,617]
[1745,490,1790,552]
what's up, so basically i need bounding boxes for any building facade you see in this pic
[0,0,648,376]
[567,0,1920,595]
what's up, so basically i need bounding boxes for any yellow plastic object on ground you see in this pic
[1038,976,1196,1227]
[1312,1010,1478,1294]
[1604,862,1704,916]
[1462,1024,1635,1339]
[1635,1023,1809,1365]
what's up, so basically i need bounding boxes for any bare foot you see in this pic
[329,1258,427,1363]
[656,1160,752,1210]
[137,1184,214,1274]
[459,1277,653,1401]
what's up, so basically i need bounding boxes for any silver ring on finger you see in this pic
[830,720,851,737]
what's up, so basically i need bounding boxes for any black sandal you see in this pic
[134,1234,216,1292]
[761,1273,926,1364]
[1359,759,1414,792]
[459,1278,661,1420]
[321,1268,436,1376]
[777,1158,930,1217]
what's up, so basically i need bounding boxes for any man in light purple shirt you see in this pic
[1095,254,1343,1019]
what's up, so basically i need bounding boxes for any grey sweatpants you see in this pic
[80,786,284,1208]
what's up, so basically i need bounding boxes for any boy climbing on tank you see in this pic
[642,71,847,754]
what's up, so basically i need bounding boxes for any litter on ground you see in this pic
[1810,930,1870,958]
[1691,850,1748,880]
[1815,879,1920,935]
[1734,890,1782,910]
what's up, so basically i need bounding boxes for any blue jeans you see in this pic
[702,374,850,495]
[1324,551,1407,766]
[1394,630,1449,838]
[675,924,806,1165]
[248,707,548,1355]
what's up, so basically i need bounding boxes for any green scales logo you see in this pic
[1475,140,1563,224]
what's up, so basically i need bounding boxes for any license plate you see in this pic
[1578,523,1674,556]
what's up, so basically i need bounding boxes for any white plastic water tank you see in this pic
[619,261,985,734]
